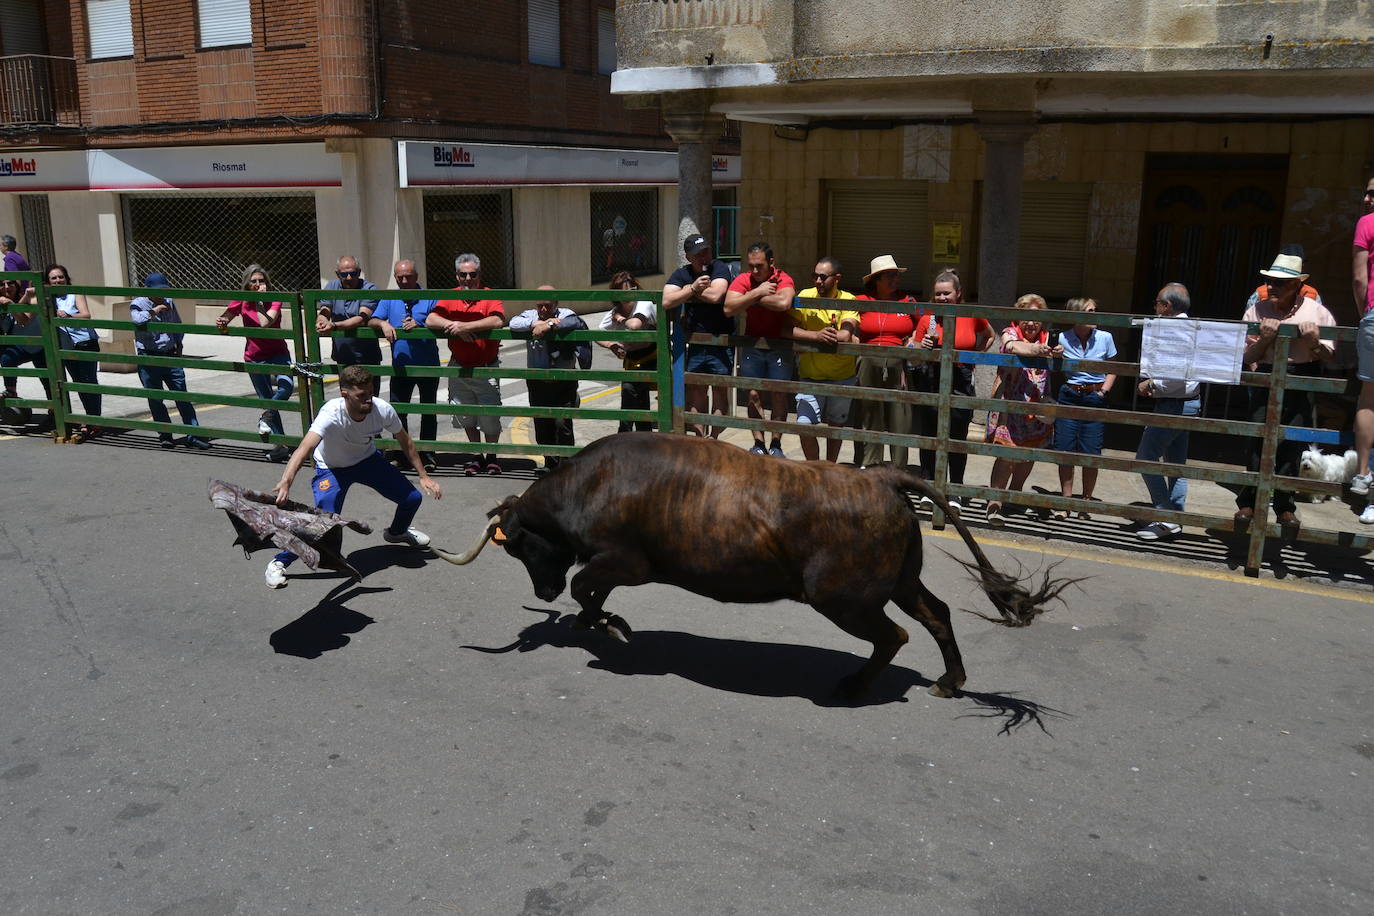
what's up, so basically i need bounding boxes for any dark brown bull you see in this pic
[437,433,1072,697]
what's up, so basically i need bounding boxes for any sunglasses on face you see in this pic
[337,270,360,278]
[813,272,835,281]
[457,271,479,279]
[1364,189,1374,198]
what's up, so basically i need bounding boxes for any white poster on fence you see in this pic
[1140,318,1246,385]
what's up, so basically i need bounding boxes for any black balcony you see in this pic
[0,55,80,127]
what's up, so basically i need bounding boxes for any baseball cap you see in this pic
[683,234,709,256]
[143,272,172,288]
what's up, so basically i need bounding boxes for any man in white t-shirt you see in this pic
[264,365,442,588]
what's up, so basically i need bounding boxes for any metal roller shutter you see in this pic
[197,0,252,49]
[86,0,133,59]
[0,0,46,55]
[1016,182,1092,302]
[527,0,561,67]
[825,180,928,296]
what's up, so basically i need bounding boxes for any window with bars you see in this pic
[122,193,321,292]
[422,190,516,289]
[590,189,658,284]
[527,0,561,67]
[197,0,252,49]
[86,0,133,59]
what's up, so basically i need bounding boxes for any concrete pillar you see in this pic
[974,115,1036,309]
[663,101,723,264]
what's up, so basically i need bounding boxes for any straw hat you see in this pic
[1259,253,1308,281]
[863,255,908,282]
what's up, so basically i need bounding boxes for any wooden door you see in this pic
[1133,154,1288,320]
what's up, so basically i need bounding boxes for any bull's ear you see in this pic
[486,494,522,520]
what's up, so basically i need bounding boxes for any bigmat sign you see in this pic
[399,141,741,187]
[0,143,341,192]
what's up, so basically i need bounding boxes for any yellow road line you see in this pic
[925,525,1374,605]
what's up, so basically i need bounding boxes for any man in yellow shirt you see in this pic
[785,257,861,462]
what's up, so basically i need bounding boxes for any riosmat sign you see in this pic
[0,143,341,191]
[399,140,741,187]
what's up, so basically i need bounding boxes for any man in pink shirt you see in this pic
[1349,176,1374,518]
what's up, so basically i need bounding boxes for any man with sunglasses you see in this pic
[370,259,439,472]
[317,255,383,394]
[1235,249,1336,533]
[425,253,506,475]
[785,257,861,462]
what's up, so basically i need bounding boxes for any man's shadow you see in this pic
[268,545,428,658]
[465,609,1066,734]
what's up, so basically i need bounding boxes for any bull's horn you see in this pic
[433,517,501,566]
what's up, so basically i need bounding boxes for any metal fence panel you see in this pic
[422,190,515,289]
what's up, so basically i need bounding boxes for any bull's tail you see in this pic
[893,473,1079,627]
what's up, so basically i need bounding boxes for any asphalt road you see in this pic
[2,435,1371,915]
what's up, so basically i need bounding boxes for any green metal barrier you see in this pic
[0,271,58,432]
[683,299,1367,577]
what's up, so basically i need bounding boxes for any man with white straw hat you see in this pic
[1234,247,1336,534]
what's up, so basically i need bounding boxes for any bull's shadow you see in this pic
[465,609,1064,733]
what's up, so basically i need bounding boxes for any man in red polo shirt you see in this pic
[724,241,796,456]
[425,252,506,476]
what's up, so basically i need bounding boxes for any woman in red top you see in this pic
[854,255,921,469]
[912,269,994,507]
[215,264,294,462]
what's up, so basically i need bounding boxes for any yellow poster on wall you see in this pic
[932,222,962,262]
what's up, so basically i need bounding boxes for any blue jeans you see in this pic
[62,339,102,417]
[137,364,200,433]
[1053,385,1107,453]
[1135,396,1200,512]
[248,353,294,435]
[274,450,422,566]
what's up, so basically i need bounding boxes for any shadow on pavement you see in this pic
[464,608,1065,733]
[270,582,391,658]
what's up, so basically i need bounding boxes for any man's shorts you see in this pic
[685,344,733,377]
[1358,312,1374,382]
[447,362,503,438]
[739,346,795,383]
[795,375,856,426]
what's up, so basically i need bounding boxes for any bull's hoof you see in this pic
[603,615,633,644]
[928,676,964,698]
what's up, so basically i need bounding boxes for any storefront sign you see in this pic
[0,143,341,192]
[399,141,741,187]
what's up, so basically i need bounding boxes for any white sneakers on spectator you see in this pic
[1351,473,1373,496]
[384,526,431,549]
[1360,504,1374,525]
[945,497,962,516]
[264,559,287,589]
[257,413,273,442]
[1136,521,1182,541]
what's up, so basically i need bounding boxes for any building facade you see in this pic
[613,0,1373,323]
[0,0,739,310]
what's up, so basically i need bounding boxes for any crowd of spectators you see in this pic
[4,173,1374,539]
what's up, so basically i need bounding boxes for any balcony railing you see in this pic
[0,55,80,127]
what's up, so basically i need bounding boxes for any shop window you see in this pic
[597,8,615,75]
[422,191,516,289]
[528,0,561,67]
[86,0,133,59]
[591,189,659,283]
[122,193,320,293]
[197,0,252,49]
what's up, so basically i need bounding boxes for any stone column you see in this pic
[975,115,1036,309]
[663,102,723,262]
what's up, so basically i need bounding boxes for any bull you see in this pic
[437,433,1072,698]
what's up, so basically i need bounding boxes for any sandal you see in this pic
[463,460,481,477]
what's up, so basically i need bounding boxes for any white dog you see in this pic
[1298,445,1358,501]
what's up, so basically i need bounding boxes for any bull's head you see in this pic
[434,496,576,603]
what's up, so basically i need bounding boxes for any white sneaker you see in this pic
[384,526,431,548]
[1351,473,1373,496]
[264,559,287,589]
[257,415,273,441]
[1136,521,1182,541]
[1360,505,1374,525]
[945,497,962,517]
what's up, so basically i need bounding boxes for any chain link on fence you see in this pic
[123,193,322,293]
